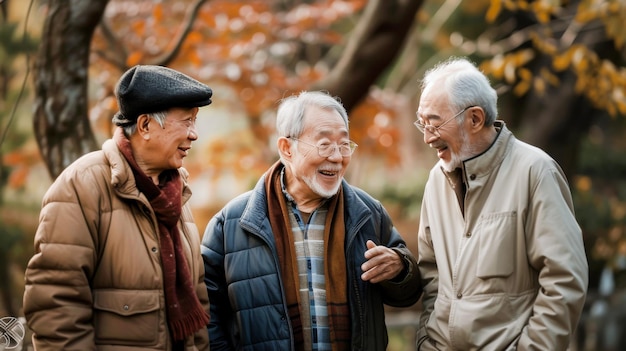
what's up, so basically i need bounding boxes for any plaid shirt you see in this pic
[282,170,331,351]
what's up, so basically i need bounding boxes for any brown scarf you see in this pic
[114,129,209,341]
[265,161,351,350]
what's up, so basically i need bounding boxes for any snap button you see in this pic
[466,231,471,237]
[469,174,476,180]
[151,247,157,253]
[457,293,462,299]
[123,304,129,310]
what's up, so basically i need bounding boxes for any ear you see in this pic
[467,106,486,133]
[136,114,151,140]
[277,137,293,161]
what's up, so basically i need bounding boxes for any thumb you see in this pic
[366,240,377,250]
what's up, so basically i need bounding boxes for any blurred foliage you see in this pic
[479,0,626,116]
[574,113,626,288]
[88,0,407,179]
[0,4,39,316]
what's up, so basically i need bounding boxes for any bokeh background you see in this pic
[1,0,625,350]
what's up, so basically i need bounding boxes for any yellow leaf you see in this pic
[575,176,592,193]
[513,80,530,96]
[553,53,571,71]
[540,67,560,86]
[533,77,546,94]
[504,61,517,84]
[485,0,502,23]
[515,49,535,65]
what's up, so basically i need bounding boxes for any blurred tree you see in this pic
[33,0,424,180]
[32,0,107,178]
[0,0,38,317]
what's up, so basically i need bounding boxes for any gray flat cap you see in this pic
[112,65,213,127]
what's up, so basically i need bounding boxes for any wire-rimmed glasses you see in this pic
[414,106,475,137]
[289,137,358,158]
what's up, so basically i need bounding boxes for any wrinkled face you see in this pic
[417,90,476,171]
[288,105,351,200]
[145,107,199,173]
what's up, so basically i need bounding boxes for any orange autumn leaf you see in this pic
[8,166,28,189]
[153,3,163,22]
[126,51,143,67]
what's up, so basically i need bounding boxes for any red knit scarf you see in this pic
[114,129,209,341]
[265,161,351,350]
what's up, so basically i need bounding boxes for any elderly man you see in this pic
[201,90,422,350]
[414,57,588,350]
[23,65,213,350]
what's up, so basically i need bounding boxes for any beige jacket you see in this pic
[417,122,588,350]
[23,139,209,350]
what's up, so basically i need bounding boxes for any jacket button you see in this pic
[457,293,462,299]
[151,247,157,253]
[469,174,476,180]
[466,231,471,237]
[123,305,129,310]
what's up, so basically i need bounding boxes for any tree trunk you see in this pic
[33,0,109,179]
[312,0,424,113]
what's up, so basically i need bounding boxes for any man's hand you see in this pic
[360,240,405,283]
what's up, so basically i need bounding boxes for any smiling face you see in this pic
[134,107,199,181]
[280,104,351,210]
[417,89,478,172]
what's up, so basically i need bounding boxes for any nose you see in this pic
[327,145,344,161]
[187,126,198,140]
[423,129,439,144]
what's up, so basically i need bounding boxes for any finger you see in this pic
[362,263,393,283]
[364,240,380,260]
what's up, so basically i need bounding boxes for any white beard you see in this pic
[441,126,478,172]
[303,173,341,198]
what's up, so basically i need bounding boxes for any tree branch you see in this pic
[312,0,424,113]
[151,0,208,66]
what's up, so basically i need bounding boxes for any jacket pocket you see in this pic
[93,289,161,346]
[475,211,517,279]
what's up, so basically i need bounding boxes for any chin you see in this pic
[315,183,341,198]
[440,159,460,172]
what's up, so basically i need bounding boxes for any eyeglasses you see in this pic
[414,106,475,137]
[289,137,358,158]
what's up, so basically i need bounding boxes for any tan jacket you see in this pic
[23,139,209,350]
[417,122,588,351]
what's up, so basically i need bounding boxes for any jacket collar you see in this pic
[454,120,514,183]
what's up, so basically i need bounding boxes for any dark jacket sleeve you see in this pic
[201,210,234,351]
[377,201,422,307]
[351,186,422,307]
